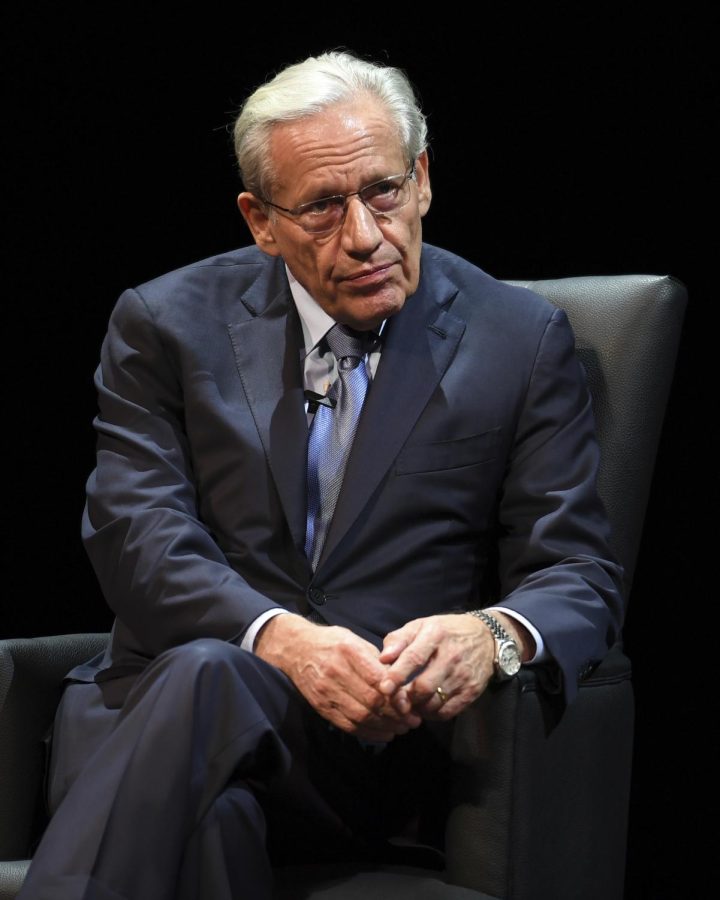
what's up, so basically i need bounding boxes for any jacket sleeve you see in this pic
[495,306,625,702]
[81,287,285,659]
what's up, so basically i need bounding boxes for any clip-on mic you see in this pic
[304,390,336,414]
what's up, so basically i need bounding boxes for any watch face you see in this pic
[498,641,522,676]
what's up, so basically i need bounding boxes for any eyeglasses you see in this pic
[260,165,416,235]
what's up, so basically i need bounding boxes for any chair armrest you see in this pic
[445,644,633,900]
[0,633,110,860]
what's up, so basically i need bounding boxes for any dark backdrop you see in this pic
[4,6,710,898]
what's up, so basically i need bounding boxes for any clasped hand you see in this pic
[255,613,497,742]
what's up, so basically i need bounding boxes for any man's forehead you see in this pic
[267,98,405,192]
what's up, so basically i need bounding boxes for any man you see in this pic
[19,51,624,899]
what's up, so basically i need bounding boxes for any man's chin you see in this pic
[335,284,409,331]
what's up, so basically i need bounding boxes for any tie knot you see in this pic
[325,324,373,368]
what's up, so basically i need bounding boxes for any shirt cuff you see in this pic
[240,608,292,652]
[487,606,547,664]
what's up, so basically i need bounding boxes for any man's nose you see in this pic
[340,195,383,255]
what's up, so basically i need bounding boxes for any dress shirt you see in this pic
[241,266,546,664]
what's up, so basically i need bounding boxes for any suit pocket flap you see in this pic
[396,427,501,474]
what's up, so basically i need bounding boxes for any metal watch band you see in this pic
[467,609,512,642]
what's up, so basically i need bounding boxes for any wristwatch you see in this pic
[467,610,522,680]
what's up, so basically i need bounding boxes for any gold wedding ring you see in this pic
[436,686,449,705]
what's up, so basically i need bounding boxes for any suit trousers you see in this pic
[18,639,452,900]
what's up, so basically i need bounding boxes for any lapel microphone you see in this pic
[304,390,336,414]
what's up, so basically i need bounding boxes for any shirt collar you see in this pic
[285,265,335,357]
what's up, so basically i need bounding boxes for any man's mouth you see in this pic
[341,262,397,286]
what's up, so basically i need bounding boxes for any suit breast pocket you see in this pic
[395,427,501,475]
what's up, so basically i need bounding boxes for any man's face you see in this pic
[238,96,431,331]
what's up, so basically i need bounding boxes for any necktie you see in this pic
[305,324,371,569]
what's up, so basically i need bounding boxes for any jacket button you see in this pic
[308,587,327,606]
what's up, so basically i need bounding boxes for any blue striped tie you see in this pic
[305,324,371,570]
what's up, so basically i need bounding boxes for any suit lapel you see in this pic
[227,258,309,556]
[316,259,466,571]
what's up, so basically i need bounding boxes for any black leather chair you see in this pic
[0,274,687,900]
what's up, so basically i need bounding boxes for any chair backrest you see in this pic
[505,274,687,597]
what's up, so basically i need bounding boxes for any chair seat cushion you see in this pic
[272,863,499,899]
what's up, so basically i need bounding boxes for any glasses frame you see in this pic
[260,164,417,235]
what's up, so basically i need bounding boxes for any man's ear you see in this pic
[414,151,432,218]
[237,193,282,256]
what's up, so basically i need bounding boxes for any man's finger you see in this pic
[379,626,438,693]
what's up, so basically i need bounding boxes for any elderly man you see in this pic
[19,51,623,899]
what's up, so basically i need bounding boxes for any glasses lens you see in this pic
[362,174,412,215]
[297,197,345,234]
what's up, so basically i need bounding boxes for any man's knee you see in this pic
[128,638,296,728]
[160,637,242,671]
[147,638,282,690]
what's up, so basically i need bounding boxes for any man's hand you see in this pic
[377,612,534,720]
[254,615,421,742]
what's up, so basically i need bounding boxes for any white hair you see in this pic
[233,50,428,198]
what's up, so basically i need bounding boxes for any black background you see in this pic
[4,5,712,898]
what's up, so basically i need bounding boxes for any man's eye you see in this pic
[305,197,342,216]
[369,180,396,197]
[364,180,401,205]
[363,180,402,210]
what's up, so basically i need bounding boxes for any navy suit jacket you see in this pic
[80,243,624,703]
